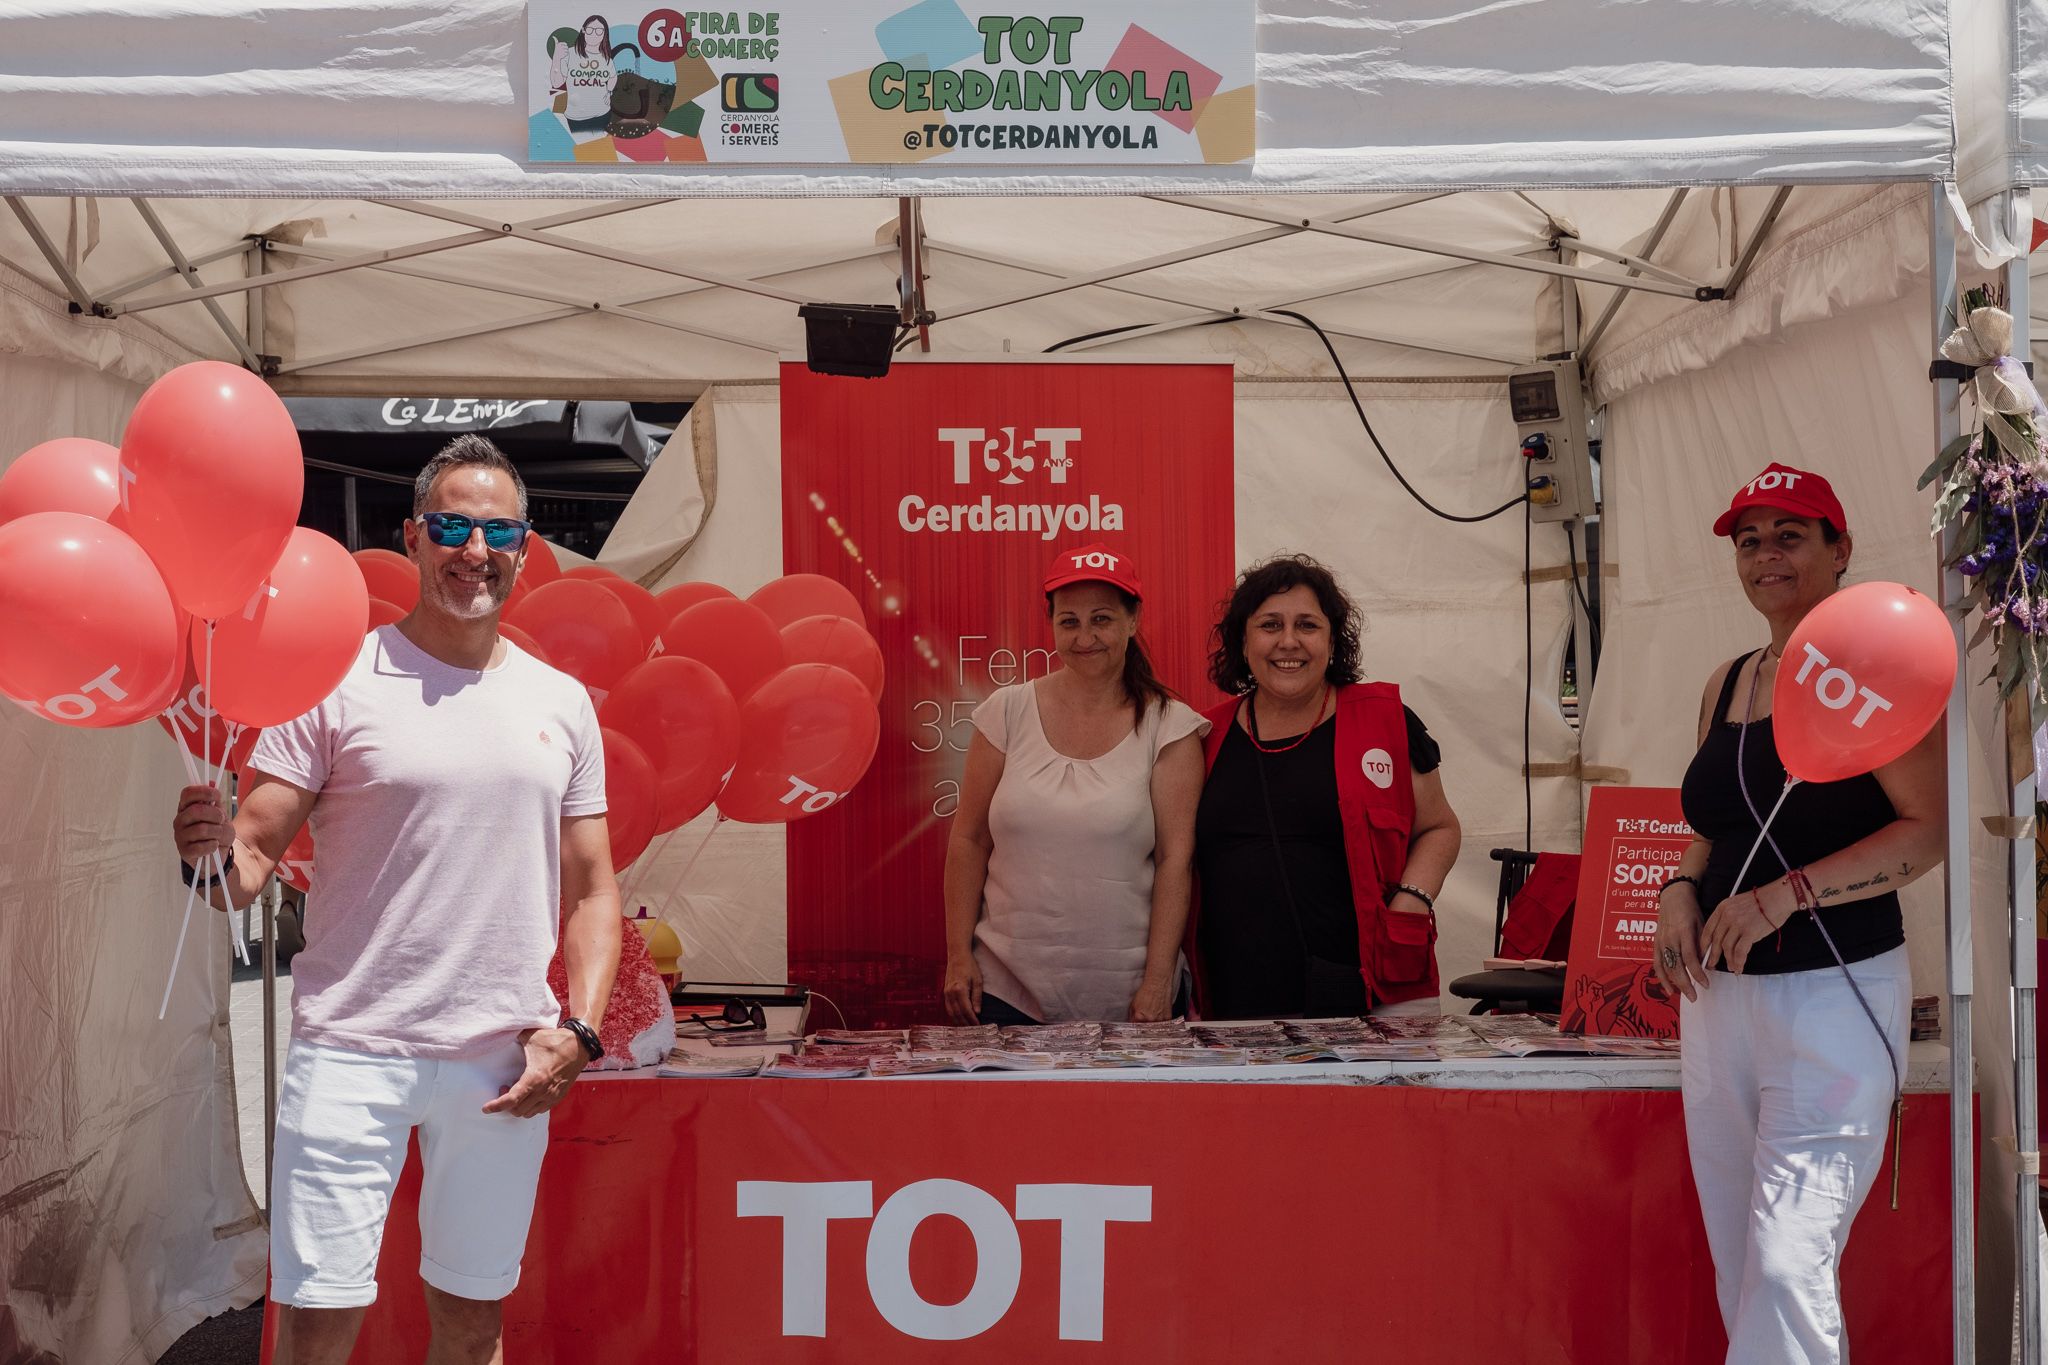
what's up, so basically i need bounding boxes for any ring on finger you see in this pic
[1658,945,1681,969]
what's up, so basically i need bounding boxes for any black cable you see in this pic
[1265,308,1530,524]
[1524,498,1534,852]
[1562,521,1603,659]
[1043,317,1231,353]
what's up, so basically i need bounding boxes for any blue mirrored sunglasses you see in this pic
[418,512,531,551]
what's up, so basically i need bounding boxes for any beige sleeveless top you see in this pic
[969,679,1209,1022]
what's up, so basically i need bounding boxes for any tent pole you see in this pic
[261,877,278,1211]
[1580,188,1688,360]
[132,199,262,371]
[2005,227,2042,1365]
[1931,179,1978,1365]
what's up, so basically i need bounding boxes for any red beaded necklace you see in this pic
[1245,684,1331,754]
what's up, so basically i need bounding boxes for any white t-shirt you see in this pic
[249,626,607,1058]
[969,680,1208,1022]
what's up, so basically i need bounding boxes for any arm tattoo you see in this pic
[1820,870,1897,901]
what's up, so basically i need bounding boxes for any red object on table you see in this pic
[1498,852,1580,960]
[283,1077,1954,1364]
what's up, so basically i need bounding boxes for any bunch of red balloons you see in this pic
[0,363,366,776]
[338,544,885,879]
[509,568,885,870]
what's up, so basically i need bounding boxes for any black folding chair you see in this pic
[1444,849,1566,1015]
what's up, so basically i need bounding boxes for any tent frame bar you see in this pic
[274,242,894,375]
[101,237,253,302]
[1581,189,1689,359]
[131,199,262,371]
[1152,194,1720,302]
[1552,233,1707,292]
[103,199,666,316]
[1930,180,1978,1365]
[1722,186,1793,300]
[6,196,99,315]
[365,198,817,307]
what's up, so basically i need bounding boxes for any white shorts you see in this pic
[269,1038,550,1308]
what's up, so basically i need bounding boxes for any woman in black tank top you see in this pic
[1650,465,1945,1362]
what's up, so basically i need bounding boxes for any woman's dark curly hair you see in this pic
[1207,554,1364,696]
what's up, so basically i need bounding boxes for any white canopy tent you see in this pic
[0,2,2035,1361]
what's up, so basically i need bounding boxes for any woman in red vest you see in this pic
[1191,554,1462,1018]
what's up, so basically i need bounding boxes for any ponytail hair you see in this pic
[1047,587,1177,716]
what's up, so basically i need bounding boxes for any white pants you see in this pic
[269,1038,550,1308]
[1679,945,1909,1365]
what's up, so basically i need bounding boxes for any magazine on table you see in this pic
[656,1050,768,1078]
[873,1050,1065,1076]
[811,1028,909,1046]
[764,1053,872,1078]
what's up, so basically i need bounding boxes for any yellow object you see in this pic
[631,907,682,977]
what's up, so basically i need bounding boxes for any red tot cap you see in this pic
[1043,543,1143,600]
[1712,463,1848,538]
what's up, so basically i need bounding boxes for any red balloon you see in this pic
[119,361,303,620]
[0,512,183,728]
[749,573,866,630]
[505,576,533,613]
[657,596,784,701]
[0,438,123,526]
[652,581,735,634]
[564,566,666,656]
[717,664,881,824]
[353,549,419,612]
[1772,581,1957,784]
[208,528,370,728]
[507,579,640,693]
[599,657,742,833]
[521,534,563,588]
[781,613,885,700]
[600,727,660,871]
[366,597,407,629]
[499,621,552,666]
[157,616,261,771]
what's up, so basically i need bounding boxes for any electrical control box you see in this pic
[1510,361,1594,524]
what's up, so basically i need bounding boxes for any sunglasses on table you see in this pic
[416,512,532,551]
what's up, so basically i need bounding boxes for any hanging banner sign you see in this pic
[525,2,1254,167]
[1559,786,1691,1039]
[778,358,1235,1027]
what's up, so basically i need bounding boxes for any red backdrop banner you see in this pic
[1560,786,1693,1037]
[326,1076,1956,1364]
[777,360,1236,1026]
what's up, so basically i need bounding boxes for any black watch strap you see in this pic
[562,1016,604,1061]
[179,848,236,889]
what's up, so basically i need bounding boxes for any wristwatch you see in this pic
[179,848,236,889]
[561,1016,604,1062]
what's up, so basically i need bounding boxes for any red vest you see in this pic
[1192,683,1438,1012]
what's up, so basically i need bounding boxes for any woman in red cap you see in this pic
[1189,553,1462,1019]
[942,543,1209,1024]
[1652,463,1943,1364]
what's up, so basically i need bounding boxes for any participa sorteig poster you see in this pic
[779,359,1235,1026]
[1559,786,1691,1039]
[526,1,1254,166]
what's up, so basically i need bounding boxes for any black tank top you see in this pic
[1677,650,1905,974]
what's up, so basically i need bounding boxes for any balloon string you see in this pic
[1726,777,1798,901]
[618,824,684,907]
[652,816,725,916]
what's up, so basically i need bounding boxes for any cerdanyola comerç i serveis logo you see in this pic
[899,426,1125,540]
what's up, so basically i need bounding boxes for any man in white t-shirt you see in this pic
[172,435,621,1364]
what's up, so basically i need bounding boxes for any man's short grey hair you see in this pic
[412,434,528,518]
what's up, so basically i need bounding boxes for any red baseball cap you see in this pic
[1711,463,1848,538]
[1043,543,1143,599]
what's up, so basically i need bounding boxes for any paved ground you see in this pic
[161,947,290,1362]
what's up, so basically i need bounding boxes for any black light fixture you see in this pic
[798,303,901,378]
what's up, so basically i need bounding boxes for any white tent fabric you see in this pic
[0,358,268,1361]
[0,1,1952,199]
[1957,0,2048,234]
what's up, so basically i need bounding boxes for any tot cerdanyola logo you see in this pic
[898,426,1125,540]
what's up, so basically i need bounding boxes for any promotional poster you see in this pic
[1559,786,1690,1039]
[778,358,1235,1025]
[525,1,1254,166]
